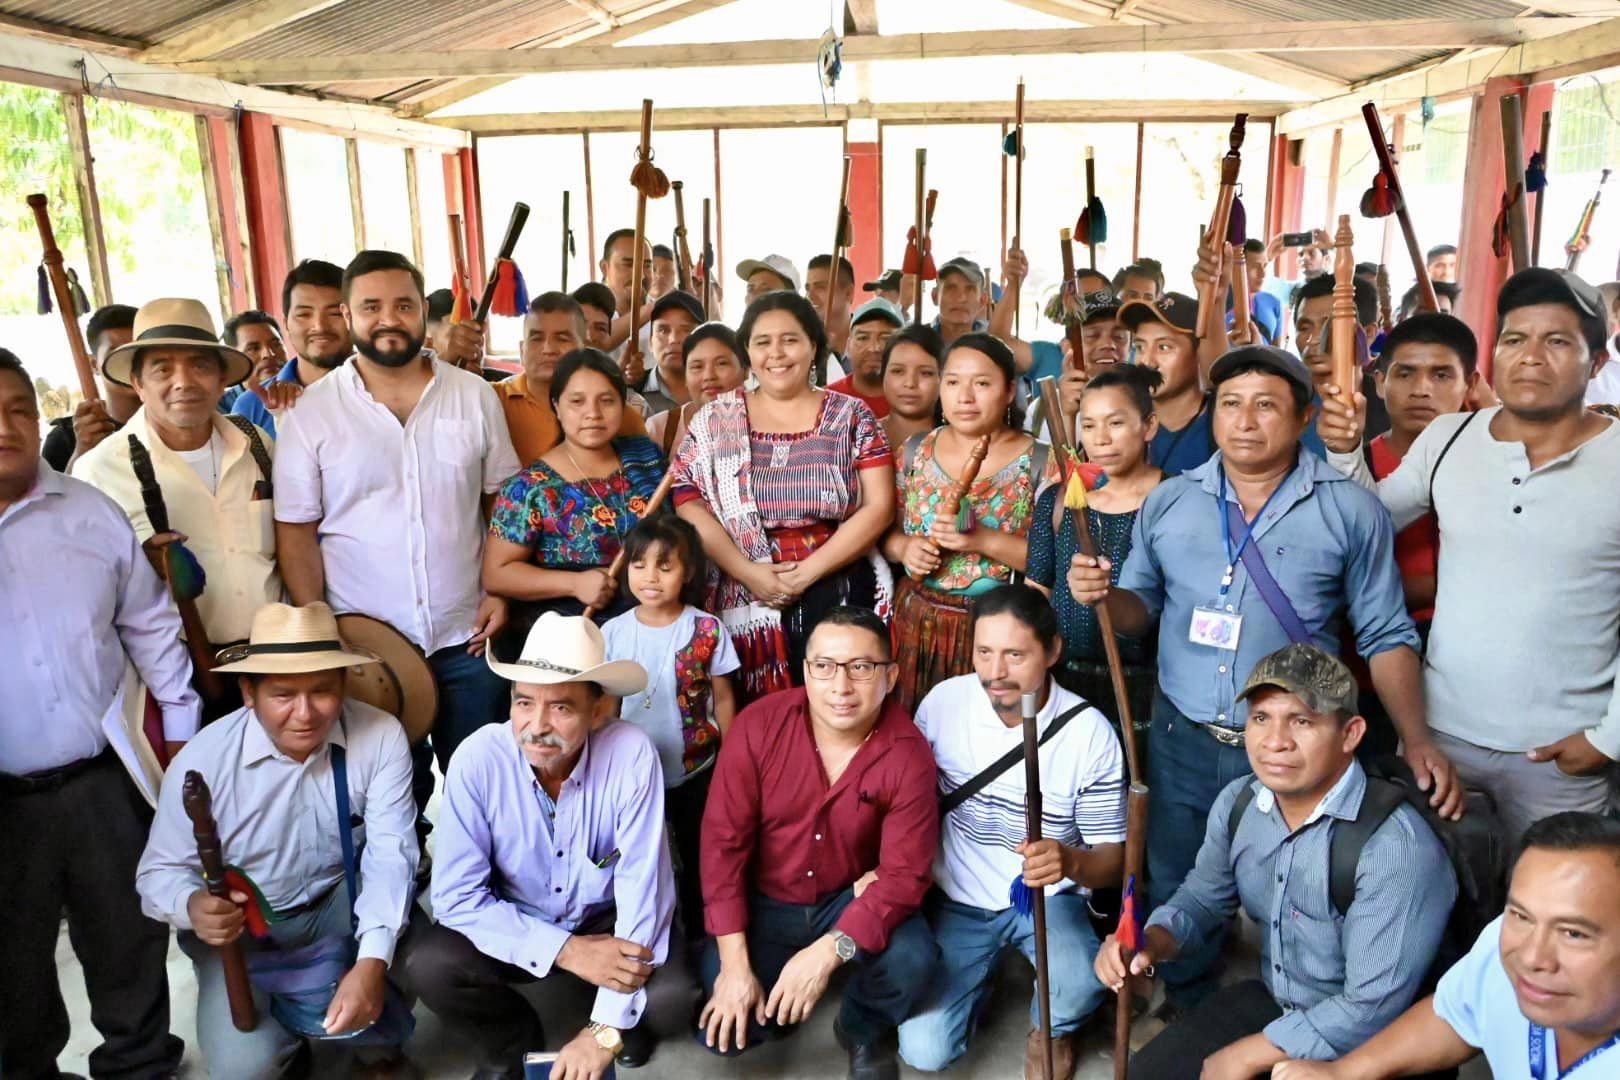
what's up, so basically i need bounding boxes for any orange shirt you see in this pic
[497,372,648,467]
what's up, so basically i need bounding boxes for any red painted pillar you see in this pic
[847,140,882,291]
[237,112,290,322]
[204,115,254,314]
[1456,77,1555,381]
[448,146,486,295]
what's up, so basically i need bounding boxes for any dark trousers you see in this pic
[665,770,712,951]
[412,644,510,829]
[1144,691,1253,1008]
[404,919,609,1071]
[0,752,183,1079]
[697,888,937,1051]
[1129,979,1457,1080]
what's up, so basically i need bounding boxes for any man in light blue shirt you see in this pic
[405,612,673,1080]
[1097,643,1455,1078]
[1069,344,1459,1009]
[231,259,352,438]
[1275,812,1620,1080]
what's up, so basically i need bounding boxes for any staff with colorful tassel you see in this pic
[905,150,937,325]
[27,193,98,403]
[1076,146,1107,271]
[560,190,575,291]
[819,155,854,386]
[1195,115,1248,341]
[623,99,671,385]
[1005,79,1026,334]
[1018,689,1056,1080]
[473,201,530,324]
[182,771,256,1032]
[1566,168,1610,273]
[1498,94,1533,273]
[1035,375,1149,1080]
[448,212,474,324]
[1361,102,1439,313]
[1529,112,1551,267]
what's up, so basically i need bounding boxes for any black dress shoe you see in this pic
[616,1022,657,1069]
[833,1018,899,1080]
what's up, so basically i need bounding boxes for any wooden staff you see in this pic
[672,180,694,295]
[625,101,656,379]
[1195,115,1248,340]
[1229,242,1252,345]
[1566,169,1610,273]
[583,469,680,621]
[1013,80,1026,336]
[913,148,927,325]
[1000,121,1010,275]
[701,197,714,320]
[449,212,471,308]
[474,202,530,324]
[1022,688,1054,1080]
[182,771,256,1032]
[1532,111,1552,267]
[130,435,228,708]
[1056,228,1086,443]
[912,434,991,579]
[1036,377,1148,1080]
[560,190,573,291]
[27,193,98,402]
[1499,94,1532,273]
[818,155,854,387]
[1324,126,1343,232]
[582,132,598,283]
[1083,146,1099,270]
[1362,103,1438,313]
[1331,215,1358,407]
[1376,264,1394,333]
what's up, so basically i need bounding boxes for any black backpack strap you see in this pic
[939,703,1084,817]
[1426,410,1479,512]
[1226,781,1260,846]
[1328,777,1407,917]
[225,414,274,498]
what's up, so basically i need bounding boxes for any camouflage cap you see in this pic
[1236,643,1358,718]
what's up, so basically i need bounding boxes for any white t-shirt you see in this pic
[1433,914,1620,1078]
[915,675,1128,911]
[600,605,740,787]
[174,431,224,494]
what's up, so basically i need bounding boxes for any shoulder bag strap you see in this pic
[1327,777,1406,917]
[939,703,1084,817]
[330,743,359,922]
[1427,410,1479,512]
[1227,503,1313,645]
[1226,780,1260,845]
[224,413,274,498]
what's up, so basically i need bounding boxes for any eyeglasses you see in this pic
[805,658,893,682]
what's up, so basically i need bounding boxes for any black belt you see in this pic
[0,747,114,796]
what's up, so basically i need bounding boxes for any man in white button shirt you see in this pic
[273,250,521,833]
[0,349,197,1080]
[138,601,419,1078]
[898,584,1126,1080]
[74,297,282,652]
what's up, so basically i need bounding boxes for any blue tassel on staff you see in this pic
[1009,875,1035,917]
[1526,151,1547,194]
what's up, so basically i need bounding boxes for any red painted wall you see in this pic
[237,112,291,321]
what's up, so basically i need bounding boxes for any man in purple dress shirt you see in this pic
[404,612,674,1080]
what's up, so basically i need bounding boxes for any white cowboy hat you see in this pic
[103,298,252,388]
[485,611,647,697]
[214,602,381,675]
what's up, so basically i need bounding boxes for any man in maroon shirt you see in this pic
[829,300,902,416]
[696,607,939,1080]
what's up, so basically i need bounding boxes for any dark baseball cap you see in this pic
[863,268,902,292]
[650,290,705,325]
[1209,343,1314,398]
[938,257,986,288]
[1079,288,1120,324]
[1237,643,1359,717]
[1119,293,1197,335]
[1497,266,1609,355]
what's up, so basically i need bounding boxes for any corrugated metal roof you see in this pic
[218,0,581,58]
[3,0,219,43]
[1260,47,1448,84]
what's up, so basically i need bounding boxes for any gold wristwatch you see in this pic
[589,1022,623,1056]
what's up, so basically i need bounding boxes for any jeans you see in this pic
[411,644,511,825]
[1145,690,1252,1008]
[897,892,1108,1072]
[697,888,937,1051]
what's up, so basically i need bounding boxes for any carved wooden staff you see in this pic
[1532,111,1552,267]
[474,202,530,324]
[1195,115,1248,340]
[449,212,472,315]
[912,149,928,325]
[582,468,681,621]
[701,197,714,320]
[1362,103,1439,313]
[560,190,574,292]
[1566,169,1610,273]
[1331,215,1359,408]
[130,435,229,708]
[1056,227,1087,443]
[1229,242,1253,345]
[623,99,670,380]
[27,193,98,402]
[1499,94,1532,274]
[182,771,256,1032]
[672,180,694,295]
[1376,264,1394,333]
[822,155,854,336]
[1036,376,1149,1080]
[1010,80,1027,335]
[1022,688,1055,1080]
[911,434,991,579]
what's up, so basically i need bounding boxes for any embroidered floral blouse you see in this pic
[488,435,665,568]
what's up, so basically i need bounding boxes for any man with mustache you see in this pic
[232,260,354,439]
[73,297,283,650]
[829,299,903,418]
[1098,644,1455,1080]
[274,249,520,838]
[1318,268,1620,841]
[1275,811,1620,1080]
[899,584,1125,1079]
[406,612,672,1080]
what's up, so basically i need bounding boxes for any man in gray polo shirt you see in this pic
[1320,267,1620,839]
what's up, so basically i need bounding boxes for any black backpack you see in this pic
[1227,755,1509,989]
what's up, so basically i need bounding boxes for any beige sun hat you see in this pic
[214,602,381,676]
[102,298,252,388]
[485,611,648,697]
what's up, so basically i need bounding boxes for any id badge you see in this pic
[1189,605,1242,650]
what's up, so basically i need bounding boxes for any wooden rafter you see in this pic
[846,0,879,35]
[143,0,346,63]
[0,12,144,55]
[175,20,1596,84]
[563,0,622,29]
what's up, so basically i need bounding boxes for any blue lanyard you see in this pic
[1530,1025,1620,1079]
[1215,467,1286,598]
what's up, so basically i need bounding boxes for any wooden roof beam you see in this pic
[845,0,878,36]
[0,12,145,55]
[143,0,346,63]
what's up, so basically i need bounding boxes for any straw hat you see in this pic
[103,298,252,388]
[215,602,381,675]
[335,613,437,745]
[486,611,647,697]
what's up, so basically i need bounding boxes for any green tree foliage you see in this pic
[0,82,86,315]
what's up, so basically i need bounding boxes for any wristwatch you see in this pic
[827,930,858,962]
[589,1022,623,1056]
